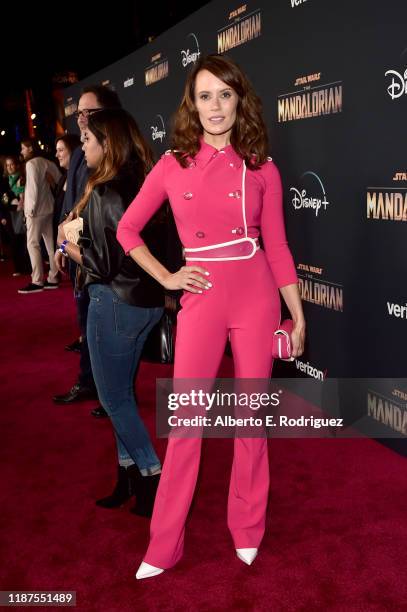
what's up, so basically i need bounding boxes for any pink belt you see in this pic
[184,237,260,261]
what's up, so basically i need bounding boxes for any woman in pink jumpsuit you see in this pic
[117,55,306,578]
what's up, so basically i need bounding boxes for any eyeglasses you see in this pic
[75,108,101,119]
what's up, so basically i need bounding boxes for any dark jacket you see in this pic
[60,148,89,221]
[78,164,165,308]
[52,173,68,247]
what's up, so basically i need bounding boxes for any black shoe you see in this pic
[91,406,109,418]
[53,383,98,404]
[96,465,135,508]
[129,472,161,518]
[65,338,82,353]
[18,283,44,294]
[44,280,59,290]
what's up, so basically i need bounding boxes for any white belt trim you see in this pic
[184,237,259,261]
[241,160,248,237]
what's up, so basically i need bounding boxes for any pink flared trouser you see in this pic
[144,251,281,569]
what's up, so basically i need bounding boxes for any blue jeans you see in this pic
[76,286,96,390]
[87,283,163,475]
[70,261,95,390]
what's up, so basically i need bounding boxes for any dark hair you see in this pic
[171,54,269,169]
[20,138,42,159]
[55,133,81,154]
[80,84,122,109]
[74,108,154,216]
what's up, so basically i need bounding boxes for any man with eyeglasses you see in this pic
[59,86,121,221]
[53,85,122,416]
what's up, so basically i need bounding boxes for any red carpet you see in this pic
[1,262,406,611]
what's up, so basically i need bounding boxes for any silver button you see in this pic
[196,231,205,238]
[232,227,244,236]
[183,192,193,200]
[228,190,242,199]
[229,162,234,167]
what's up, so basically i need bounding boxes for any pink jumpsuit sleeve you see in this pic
[117,156,167,255]
[260,161,298,288]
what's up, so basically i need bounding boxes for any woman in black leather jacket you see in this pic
[55,108,165,517]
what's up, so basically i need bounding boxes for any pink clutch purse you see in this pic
[272,319,294,361]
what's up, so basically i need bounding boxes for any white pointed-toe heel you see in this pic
[236,547,258,565]
[135,561,164,579]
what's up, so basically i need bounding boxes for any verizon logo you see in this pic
[387,301,407,319]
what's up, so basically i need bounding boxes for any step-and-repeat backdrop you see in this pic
[64,0,406,451]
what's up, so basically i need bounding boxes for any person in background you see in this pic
[0,156,30,276]
[18,139,61,293]
[53,85,122,418]
[55,108,165,516]
[53,133,82,352]
[0,156,9,261]
[53,134,81,247]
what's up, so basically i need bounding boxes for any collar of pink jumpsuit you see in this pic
[193,137,243,169]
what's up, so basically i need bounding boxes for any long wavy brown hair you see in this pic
[172,54,269,169]
[74,108,154,216]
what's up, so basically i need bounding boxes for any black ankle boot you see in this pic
[129,472,161,518]
[95,465,134,508]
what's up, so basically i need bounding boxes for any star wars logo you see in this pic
[217,6,261,53]
[367,173,407,221]
[278,79,342,122]
[145,53,169,86]
[393,388,407,401]
[297,263,343,312]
